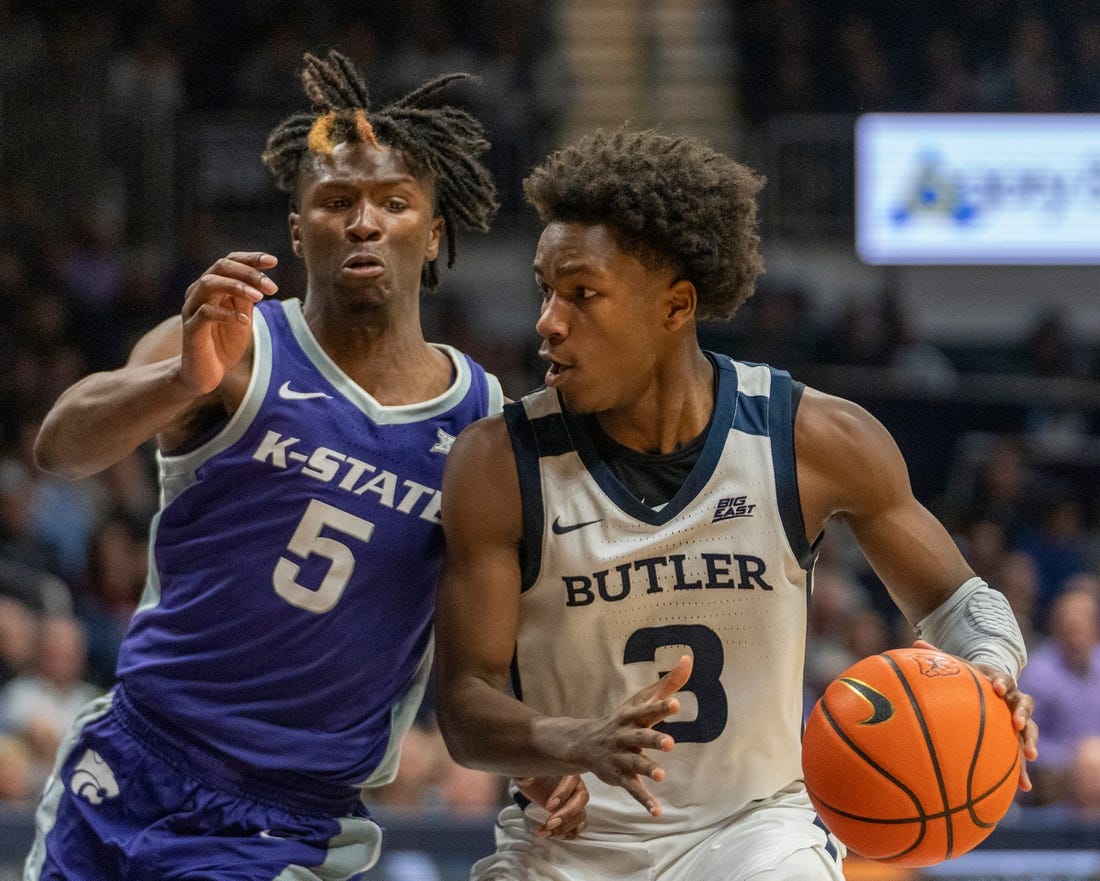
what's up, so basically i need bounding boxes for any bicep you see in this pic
[127,316,184,366]
[435,418,524,695]
[797,389,972,623]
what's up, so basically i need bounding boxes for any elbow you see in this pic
[32,425,92,481]
[32,427,63,476]
[435,700,473,766]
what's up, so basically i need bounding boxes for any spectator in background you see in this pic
[0,460,60,577]
[103,20,185,245]
[804,565,872,716]
[827,12,902,111]
[1017,490,1094,625]
[53,207,128,373]
[818,288,955,391]
[1005,10,1065,112]
[736,0,826,122]
[365,720,506,818]
[1065,735,1100,824]
[0,596,37,687]
[1020,734,1100,827]
[995,550,1041,650]
[234,1,315,114]
[72,513,148,689]
[920,24,978,111]
[0,615,101,790]
[957,519,1008,580]
[942,434,1038,548]
[700,281,816,377]
[1067,16,1100,111]
[1019,310,1086,379]
[0,733,36,806]
[472,0,569,213]
[1017,583,1100,805]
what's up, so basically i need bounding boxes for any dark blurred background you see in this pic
[0,1,1098,878]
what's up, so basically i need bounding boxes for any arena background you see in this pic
[0,1,1098,879]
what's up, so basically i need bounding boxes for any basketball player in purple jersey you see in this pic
[24,50,584,881]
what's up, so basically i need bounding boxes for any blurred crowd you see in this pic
[0,0,1098,836]
[737,0,1100,121]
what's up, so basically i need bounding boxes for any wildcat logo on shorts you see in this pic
[712,495,756,522]
[70,749,120,804]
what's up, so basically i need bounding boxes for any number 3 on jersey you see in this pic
[624,624,728,743]
[273,499,374,613]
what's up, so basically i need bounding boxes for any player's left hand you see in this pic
[913,638,1038,791]
[514,774,589,839]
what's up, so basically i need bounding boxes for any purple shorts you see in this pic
[24,688,382,881]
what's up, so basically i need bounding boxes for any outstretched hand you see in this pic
[180,252,279,395]
[913,638,1038,791]
[575,654,693,817]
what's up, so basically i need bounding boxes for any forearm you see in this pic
[34,358,197,479]
[439,676,589,778]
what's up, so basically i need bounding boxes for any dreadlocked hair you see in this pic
[261,49,498,288]
[523,127,765,321]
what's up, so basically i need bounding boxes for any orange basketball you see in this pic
[802,648,1020,867]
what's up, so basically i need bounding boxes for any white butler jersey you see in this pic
[504,355,817,837]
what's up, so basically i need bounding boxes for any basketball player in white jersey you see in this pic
[433,128,1039,881]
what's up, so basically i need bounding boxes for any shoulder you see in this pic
[794,386,912,525]
[442,412,523,543]
[448,413,515,478]
[795,386,904,470]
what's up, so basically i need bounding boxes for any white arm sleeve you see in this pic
[915,576,1027,680]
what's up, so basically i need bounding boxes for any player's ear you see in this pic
[664,279,697,331]
[288,213,303,258]
[425,216,444,262]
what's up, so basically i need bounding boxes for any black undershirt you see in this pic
[586,415,709,509]
[583,373,805,510]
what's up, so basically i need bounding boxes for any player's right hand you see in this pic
[180,252,278,395]
[577,654,692,818]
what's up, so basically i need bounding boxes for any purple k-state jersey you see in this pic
[116,297,502,792]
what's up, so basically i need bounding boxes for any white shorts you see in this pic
[469,783,846,881]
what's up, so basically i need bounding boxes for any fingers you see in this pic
[974,666,1040,790]
[184,253,279,320]
[627,655,692,729]
[622,774,662,817]
[656,655,693,697]
[534,775,589,840]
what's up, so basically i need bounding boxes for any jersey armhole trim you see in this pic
[503,402,544,592]
[156,307,272,500]
[768,369,816,570]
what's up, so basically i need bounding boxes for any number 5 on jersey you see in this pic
[273,499,374,612]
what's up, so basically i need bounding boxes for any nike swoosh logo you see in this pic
[840,677,894,725]
[278,381,332,400]
[551,516,603,535]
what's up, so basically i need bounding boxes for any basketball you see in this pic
[802,647,1020,867]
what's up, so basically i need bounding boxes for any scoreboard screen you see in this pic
[855,113,1100,265]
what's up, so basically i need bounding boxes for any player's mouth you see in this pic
[542,355,571,387]
[341,253,385,278]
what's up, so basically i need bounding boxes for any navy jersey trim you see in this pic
[768,369,815,570]
[503,402,545,592]
[732,393,769,436]
[527,406,574,458]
